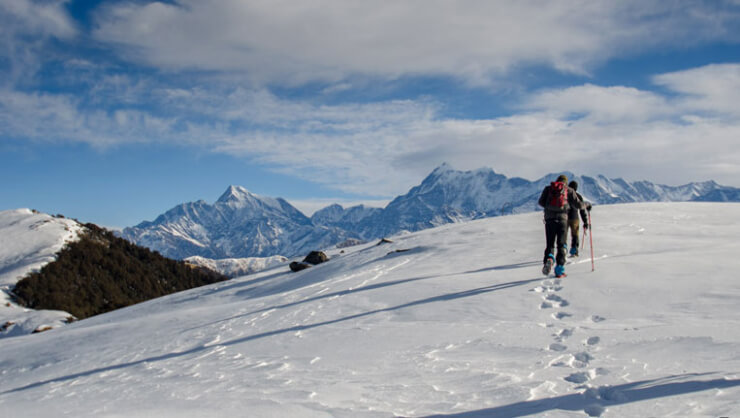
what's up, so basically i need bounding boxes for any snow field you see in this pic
[1,203,739,417]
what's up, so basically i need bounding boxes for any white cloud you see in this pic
[91,0,740,85]
[4,61,740,194]
[0,0,76,39]
[198,64,740,189]
[653,63,740,118]
[0,89,177,147]
[523,84,670,123]
[0,0,77,83]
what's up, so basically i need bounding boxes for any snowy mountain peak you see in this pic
[122,186,331,259]
[124,167,740,261]
[422,164,505,188]
[424,162,467,183]
[217,185,256,203]
[430,162,454,175]
[310,204,346,225]
[215,185,290,213]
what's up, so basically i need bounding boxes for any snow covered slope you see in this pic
[0,209,82,287]
[1,203,739,417]
[0,209,83,336]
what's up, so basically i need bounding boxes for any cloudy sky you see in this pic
[2,0,740,227]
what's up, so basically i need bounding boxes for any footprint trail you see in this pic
[529,269,611,416]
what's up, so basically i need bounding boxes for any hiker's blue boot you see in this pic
[554,264,566,278]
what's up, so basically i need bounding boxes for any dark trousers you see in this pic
[568,219,580,249]
[544,218,568,266]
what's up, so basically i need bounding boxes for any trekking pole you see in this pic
[587,211,594,272]
[582,225,587,250]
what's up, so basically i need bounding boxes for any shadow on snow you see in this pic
[425,373,740,418]
[1,275,540,395]
[189,258,541,331]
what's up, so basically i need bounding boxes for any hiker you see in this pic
[567,181,592,257]
[538,174,584,277]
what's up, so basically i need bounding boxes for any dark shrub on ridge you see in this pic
[13,223,228,319]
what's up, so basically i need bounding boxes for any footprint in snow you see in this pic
[585,383,624,402]
[565,368,610,385]
[554,328,573,341]
[548,343,568,352]
[542,278,563,287]
[584,404,605,417]
[543,294,569,308]
[570,352,594,368]
[552,312,572,320]
[564,371,590,384]
[548,355,570,367]
[585,336,601,346]
[532,284,562,293]
[581,382,624,417]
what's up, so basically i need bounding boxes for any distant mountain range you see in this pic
[121,164,740,259]
[121,186,356,260]
[184,255,289,278]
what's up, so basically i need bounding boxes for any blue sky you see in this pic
[1,0,740,228]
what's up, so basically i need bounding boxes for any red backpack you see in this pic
[548,181,567,209]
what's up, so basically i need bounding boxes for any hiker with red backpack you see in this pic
[538,174,585,277]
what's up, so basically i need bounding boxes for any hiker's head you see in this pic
[557,174,568,183]
[569,181,578,191]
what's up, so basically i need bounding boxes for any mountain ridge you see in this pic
[121,165,740,260]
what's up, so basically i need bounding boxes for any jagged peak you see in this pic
[323,203,345,210]
[217,185,257,203]
[427,164,501,179]
[421,163,459,185]
[213,185,307,220]
[431,162,454,175]
[420,164,504,189]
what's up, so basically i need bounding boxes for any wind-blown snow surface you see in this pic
[0,209,82,336]
[1,203,739,417]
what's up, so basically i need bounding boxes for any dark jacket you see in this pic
[538,182,584,221]
[568,191,591,223]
